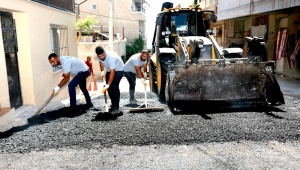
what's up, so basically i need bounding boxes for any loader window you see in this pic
[171,14,187,31]
[171,14,189,35]
[170,13,197,36]
[199,45,213,60]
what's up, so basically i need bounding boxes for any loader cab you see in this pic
[152,10,213,49]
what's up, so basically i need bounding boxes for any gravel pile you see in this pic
[0,92,299,154]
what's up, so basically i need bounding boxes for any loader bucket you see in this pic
[167,60,283,105]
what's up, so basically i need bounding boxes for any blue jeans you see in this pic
[106,71,123,108]
[124,71,136,99]
[68,70,92,107]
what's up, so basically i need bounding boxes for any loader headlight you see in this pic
[206,29,213,34]
[175,8,179,12]
[170,9,174,12]
[265,66,273,72]
[161,32,166,36]
[192,9,201,12]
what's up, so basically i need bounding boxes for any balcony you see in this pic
[30,0,75,13]
[131,0,149,13]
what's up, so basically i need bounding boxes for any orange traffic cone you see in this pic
[88,81,92,91]
[93,78,98,91]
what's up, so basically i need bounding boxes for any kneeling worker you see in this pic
[124,50,148,104]
[48,53,93,114]
[95,46,124,115]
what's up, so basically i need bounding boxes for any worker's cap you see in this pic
[95,46,104,55]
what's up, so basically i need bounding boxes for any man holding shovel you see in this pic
[48,53,93,114]
[124,50,148,104]
[95,46,124,116]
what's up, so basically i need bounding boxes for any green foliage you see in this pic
[124,37,145,63]
[132,37,144,52]
[193,0,197,6]
[75,15,99,32]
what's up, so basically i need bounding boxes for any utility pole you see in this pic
[108,0,114,51]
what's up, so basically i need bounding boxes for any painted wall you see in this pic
[0,0,78,108]
[218,0,300,20]
[77,41,126,78]
[76,0,146,43]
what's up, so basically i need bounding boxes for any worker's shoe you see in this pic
[129,98,138,104]
[111,107,123,117]
[108,104,114,112]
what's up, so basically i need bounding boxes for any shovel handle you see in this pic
[34,92,54,116]
[103,77,108,112]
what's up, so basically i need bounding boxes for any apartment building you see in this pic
[75,0,149,43]
[0,0,78,130]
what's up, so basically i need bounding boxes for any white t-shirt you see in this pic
[95,50,124,72]
[124,53,147,73]
[59,56,89,75]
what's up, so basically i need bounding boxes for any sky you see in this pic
[145,0,193,49]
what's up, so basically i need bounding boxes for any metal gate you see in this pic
[1,12,22,109]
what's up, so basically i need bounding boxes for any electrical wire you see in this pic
[80,10,143,22]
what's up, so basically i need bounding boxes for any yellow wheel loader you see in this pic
[149,2,284,113]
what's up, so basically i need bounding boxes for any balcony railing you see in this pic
[31,0,75,13]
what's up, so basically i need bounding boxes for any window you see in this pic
[131,0,145,13]
[91,4,97,10]
[208,0,218,5]
[49,24,69,72]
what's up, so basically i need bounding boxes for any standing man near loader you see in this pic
[124,50,148,104]
[48,53,93,114]
[95,46,124,116]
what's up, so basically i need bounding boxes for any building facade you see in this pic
[75,0,149,43]
[199,0,300,79]
[0,0,78,123]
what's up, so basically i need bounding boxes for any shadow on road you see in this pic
[171,105,285,120]
[0,104,99,139]
[91,111,124,121]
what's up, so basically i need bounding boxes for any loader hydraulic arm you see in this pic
[178,37,190,65]
[208,34,224,59]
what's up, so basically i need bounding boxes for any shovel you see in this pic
[102,76,109,113]
[33,91,54,117]
[92,77,117,121]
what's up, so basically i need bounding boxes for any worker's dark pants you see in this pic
[68,70,92,108]
[124,71,136,100]
[106,71,123,108]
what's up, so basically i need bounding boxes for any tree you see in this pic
[125,37,145,63]
[193,0,197,6]
[75,15,99,43]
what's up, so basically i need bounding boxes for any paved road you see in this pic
[0,87,299,170]
[276,75,300,99]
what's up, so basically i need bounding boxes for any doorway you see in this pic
[1,12,23,109]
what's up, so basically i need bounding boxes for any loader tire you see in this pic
[165,75,178,114]
[158,53,175,101]
[157,60,168,101]
[149,59,157,94]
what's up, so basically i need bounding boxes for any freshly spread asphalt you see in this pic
[0,75,299,169]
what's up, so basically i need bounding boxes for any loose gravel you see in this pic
[1,92,299,155]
